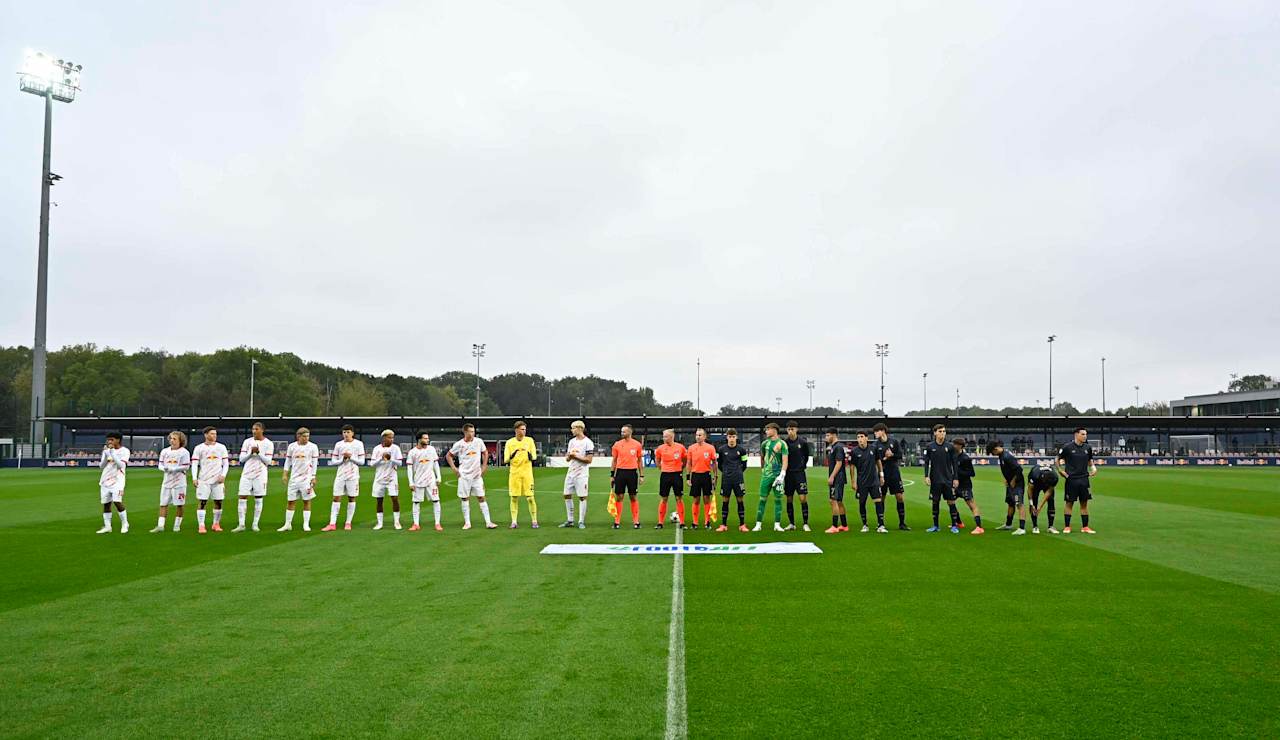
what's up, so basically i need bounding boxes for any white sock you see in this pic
[156,516,165,529]
[433,501,441,524]
[462,500,471,526]
[393,511,401,526]
[346,501,356,525]
[284,509,295,527]
[413,502,421,526]
[330,501,340,525]
[479,501,492,525]
[564,498,574,521]
[118,510,129,526]
[173,515,182,531]
[376,511,384,526]
[213,509,222,524]
[578,497,588,522]
[303,509,312,527]
[197,509,206,527]
[102,512,112,528]
[237,498,248,526]
[253,498,263,527]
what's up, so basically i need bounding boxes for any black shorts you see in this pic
[1004,485,1026,507]
[689,472,713,497]
[784,471,808,495]
[956,487,974,502]
[929,480,956,502]
[881,470,905,495]
[1064,478,1091,504]
[855,483,882,502]
[613,469,638,495]
[721,476,745,496]
[828,482,845,502]
[659,471,683,497]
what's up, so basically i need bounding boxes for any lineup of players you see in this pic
[92,420,1099,536]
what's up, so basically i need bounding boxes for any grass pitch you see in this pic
[1,465,1277,738]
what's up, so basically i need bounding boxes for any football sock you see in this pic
[376,512,384,526]
[858,499,868,525]
[509,497,519,524]
[721,497,730,522]
[875,500,885,527]
[801,501,809,524]
[118,509,128,527]
[896,500,906,524]
[692,501,700,524]
[284,509,295,527]
[329,501,340,526]
[676,499,685,525]
[786,500,795,525]
[197,509,206,527]
[1018,518,1025,529]
[931,500,940,527]
[412,502,421,526]
[237,498,247,526]
[461,500,472,526]
[156,516,165,529]
[1031,511,1039,528]
[755,495,766,522]
[773,494,783,522]
[974,515,982,527]
[1065,514,1072,527]
[564,498,574,521]
[577,497,587,523]
[659,500,669,524]
[479,501,493,525]
[173,515,182,531]
[432,501,442,524]
[614,497,623,524]
[529,495,538,522]
[948,503,961,526]
[1081,514,1089,527]
[213,509,222,525]
[737,498,746,524]
[345,502,356,525]
[1047,499,1056,527]
[839,513,848,527]
[832,514,839,528]
[253,498,263,528]
[393,510,400,527]
[303,509,311,528]
[630,499,640,524]
[1005,510,1014,527]
[102,512,112,528]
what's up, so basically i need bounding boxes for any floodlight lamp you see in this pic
[18,49,82,102]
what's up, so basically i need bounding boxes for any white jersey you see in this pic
[98,447,131,489]
[331,439,366,482]
[238,437,274,483]
[567,436,595,474]
[407,445,440,487]
[284,441,320,485]
[159,447,191,488]
[368,443,403,484]
[191,442,230,485]
[449,437,486,480]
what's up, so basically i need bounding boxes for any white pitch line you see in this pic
[664,523,687,740]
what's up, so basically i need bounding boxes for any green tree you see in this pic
[333,378,388,416]
[1228,374,1275,392]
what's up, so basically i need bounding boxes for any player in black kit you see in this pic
[1027,462,1060,534]
[871,423,909,530]
[1057,427,1098,534]
[987,440,1027,535]
[715,428,750,532]
[783,422,812,532]
[922,424,962,533]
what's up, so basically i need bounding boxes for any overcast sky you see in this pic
[2,1,1277,414]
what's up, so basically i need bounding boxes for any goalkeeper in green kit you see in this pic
[753,422,789,532]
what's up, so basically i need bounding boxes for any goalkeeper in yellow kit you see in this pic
[505,421,539,528]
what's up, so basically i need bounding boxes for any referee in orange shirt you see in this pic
[653,428,689,529]
[687,428,719,529]
[610,424,645,529]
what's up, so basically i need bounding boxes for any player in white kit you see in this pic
[369,429,404,530]
[151,431,190,532]
[96,432,131,534]
[325,424,366,531]
[563,420,595,529]
[191,426,229,534]
[406,432,442,531]
[279,427,319,531]
[446,423,497,529]
[233,422,274,532]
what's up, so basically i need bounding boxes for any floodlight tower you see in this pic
[805,379,815,410]
[875,344,889,413]
[471,343,486,416]
[18,50,82,454]
[1047,335,1057,413]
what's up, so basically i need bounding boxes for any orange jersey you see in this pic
[688,442,717,473]
[612,438,644,470]
[654,442,688,473]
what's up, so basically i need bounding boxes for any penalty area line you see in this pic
[665,524,687,740]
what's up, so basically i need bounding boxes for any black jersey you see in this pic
[848,444,880,490]
[717,444,748,479]
[956,451,975,489]
[1029,465,1059,488]
[1057,441,1094,479]
[998,450,1025,486]
[873,437,904,473]
[785,437,810,473]
[922,440,957,485]
[826,442,848,484]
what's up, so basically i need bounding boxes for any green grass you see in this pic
[1,465,1277,738]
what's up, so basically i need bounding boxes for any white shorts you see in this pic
[333,477,359,498]
[159,486,186,507]
[100,486,124,504]
[372,481,399,498]
[196,482,225,501]
[411,484,439,503]
[564,470,589,497]
[458,476,485,499]
[287,481,316,502]
[238,477,267,497]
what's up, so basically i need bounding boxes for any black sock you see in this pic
[832,514,839,528]
[839,513,848,527]
[974,515,982,527]
[875,500,885,527]
[1048,499,1056,527]
[1005,510,1014,526]
[948,503,960,526]
[931,500,940,527]
[896,499,906,524]
[859,499,868,525]
[737,498,746,524]
[1018,518,1025,529]
[721,498,729,522]
[786,500,795,525]
[1082,514,1089,527]
[1031,512,1039,528]
[1065,513,1072,527]
[801,501,809,524]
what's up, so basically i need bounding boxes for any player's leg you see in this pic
[196,485,209,532]
[210,485,224,531]
[97,487,114,533]
[253,491,265,531]
[344,490,358,530]
[1013,486,1027,535]
[474,479,496,528]
[753,476,771,531]
[928,487,942,531]
[1045,488,1058,532]
[857,489,869,531]
[893,486,908,529]
[458,478,474,529]
[945,490,961,532]
[301,491,313,531]
[429,486,442,530]
[373,485,386,530]
[561,472,577,527]
[1079,487,1094,533]
[1000,487,1016,530]
[872,494,886,532]
[656,473,670,529]
[826,484,842,533]
[965,492,983,534]
[410,486,423,530]
[574,475,588,529]
[153,489,170,533]
[796,473,810,530]
[734,485,747,530]
[390,487,402,529]
[279,489,297,531]
[1063,482,1076,532]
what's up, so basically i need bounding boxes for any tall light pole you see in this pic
[249,358,259,417]
[18,50,82,454]
[1047,335,1057,413]
[696,357,701,415]
[775,396,782,414]
[805,379,815,410]
[1101,357,1107,414]
[471,343,486,416]
[955,388,960,415]
[577,396,584,417]
[922,372,928,412]
[875,344,889,413]
[1134,385,1140,409]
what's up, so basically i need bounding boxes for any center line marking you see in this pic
[665,523,687,740]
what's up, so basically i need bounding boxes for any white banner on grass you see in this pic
[540,542,822,555]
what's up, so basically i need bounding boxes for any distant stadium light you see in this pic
[18,50,82,102]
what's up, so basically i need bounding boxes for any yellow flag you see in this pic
[709,491,719,521]
[607,488,619,518]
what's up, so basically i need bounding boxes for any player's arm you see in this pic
[218,451,228,483]
[190,450,200,481]
[446,449,459,472]
[480,446,488,476]
[529,441,538,462]
[353,444,366,466]
[503,440,515,464]
[828,453,842,485]
[1056,449,1067,478]
[948,447,959,488]
[239,442,252,465]
[1087,447,1097,477]
[922,449,931,482]
[282,445,293,482]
